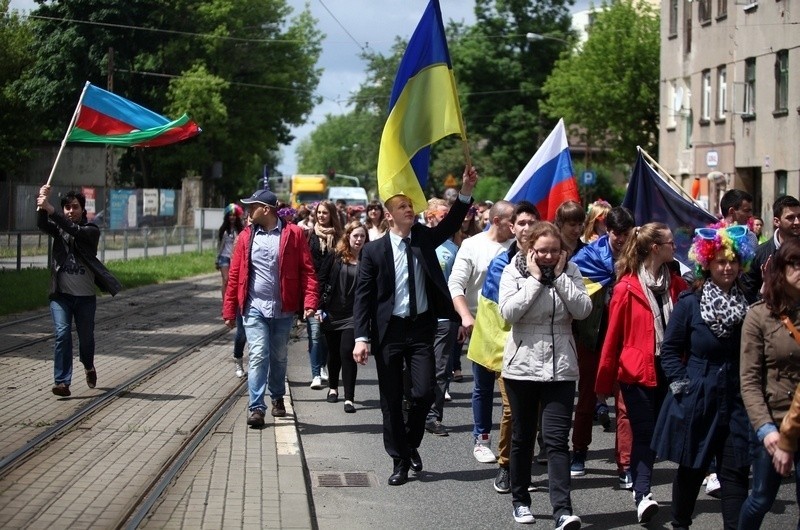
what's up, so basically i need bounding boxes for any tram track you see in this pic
[0,325,230,478]
[0,278,218,356]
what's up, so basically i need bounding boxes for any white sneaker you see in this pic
[555,514,582,530]
[320,366,329,381]
[705,473,721,498]
[444,390,452,401]
[636,493,659,524]
[512,505,535,524]
[473,434,497,463]
[310,376,323,389]
[235,360,245,378]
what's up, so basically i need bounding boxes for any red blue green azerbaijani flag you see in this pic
[67,83,201,147]
[377,0,466,213]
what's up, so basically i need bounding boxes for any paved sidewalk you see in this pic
[0,276,312,529]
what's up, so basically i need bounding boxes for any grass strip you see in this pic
[0,250,216,316]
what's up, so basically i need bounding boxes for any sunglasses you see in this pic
[695,225,748,240]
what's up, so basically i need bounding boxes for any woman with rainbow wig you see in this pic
[652,223,755,529]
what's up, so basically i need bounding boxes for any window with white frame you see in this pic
[669,0,679,35]
[701,70,711,121]
[744,58,756,115]
[775,50,788,112]
[777,170,788,197]
[717,66,727,119]
[718,0,727,18]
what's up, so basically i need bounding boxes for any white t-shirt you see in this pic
[447,232,512,315]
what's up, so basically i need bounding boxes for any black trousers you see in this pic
[504,378,575,520]
[323,327,357,402]
[374,313,436,462]
[671,428,749,529]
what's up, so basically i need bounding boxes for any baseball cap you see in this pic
[241,189,278,207]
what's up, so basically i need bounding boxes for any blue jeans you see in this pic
[243,307,293,412]
[738,442,800,529]
[233,311,246,359]
[306,317,328,377]
[471,362,497,438]
[50,294,97,385]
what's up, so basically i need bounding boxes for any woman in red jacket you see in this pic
[595,222,687,524]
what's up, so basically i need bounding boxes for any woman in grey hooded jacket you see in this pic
[499,221,591,528]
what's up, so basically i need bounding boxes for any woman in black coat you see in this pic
[652,224,755,529]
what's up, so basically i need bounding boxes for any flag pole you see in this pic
[636,146,705,209]
[45,81,91,186]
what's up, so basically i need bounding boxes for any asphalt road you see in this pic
[286,336,799,529]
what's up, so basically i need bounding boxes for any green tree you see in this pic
[14,0,322,201]
[0,0,37,178]
[451,0,575,180]
[541,0,660,164]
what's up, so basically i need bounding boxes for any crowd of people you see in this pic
[36,168,800,530]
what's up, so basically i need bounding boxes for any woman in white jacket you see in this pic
[499,221,592,528]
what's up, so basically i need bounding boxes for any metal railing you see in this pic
[0,226,217,271]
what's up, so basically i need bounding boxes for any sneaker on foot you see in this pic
[452,369,463,382]
[444,390,452,401]
[705,473,721,498]
[570,451,586,477]
[473,434,497,463]
[320,366,329,381]
[595,402,611,430]
[512,505,535,524]
[619,470,633,490]
[271,398,286,417]
[247,409,265,427]
[85,368,97,389]
[310,376,323,389]
[235,360,245,378]
[636,493,659,524]
[52,383,71,397]
[555,514,582,530]
[494,466,510,494]
[425,420,448,436]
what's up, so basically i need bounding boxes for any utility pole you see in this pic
[104,47,115,226]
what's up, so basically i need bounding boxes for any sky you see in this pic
[8,0,585,177]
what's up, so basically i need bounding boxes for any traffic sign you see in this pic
[581,170,596,186]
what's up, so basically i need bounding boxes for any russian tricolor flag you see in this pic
[504,118,580,221]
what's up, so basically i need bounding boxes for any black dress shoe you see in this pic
[409,448,423,473]
[388,460,410,486]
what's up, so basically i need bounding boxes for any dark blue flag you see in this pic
[622,152,717,267]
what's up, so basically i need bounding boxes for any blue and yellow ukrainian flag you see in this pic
[377,0,466,213]
[468,250,513,372]
[570,235,616,297]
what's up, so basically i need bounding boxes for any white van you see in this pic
[326,186,369,208]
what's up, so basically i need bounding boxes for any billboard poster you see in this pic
[82,187,97,221]
[109,189,137,229]
[143,188,159,216]
[159,189,176,216]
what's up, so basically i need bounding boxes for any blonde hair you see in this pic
[582,201,611,242]
[615,222,670,279]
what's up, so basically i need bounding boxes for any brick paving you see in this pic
[0,275,311,529]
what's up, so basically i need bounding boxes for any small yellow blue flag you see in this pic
[377,0,466,213]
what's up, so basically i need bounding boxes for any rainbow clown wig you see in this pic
[224,203,244,217]
[688,222,756,277]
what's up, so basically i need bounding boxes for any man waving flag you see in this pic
[377,0,467,212]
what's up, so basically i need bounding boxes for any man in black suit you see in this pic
[353,166,478,485]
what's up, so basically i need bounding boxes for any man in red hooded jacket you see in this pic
[223,189,318,428]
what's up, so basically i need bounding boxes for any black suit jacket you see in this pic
[353,197,471,347]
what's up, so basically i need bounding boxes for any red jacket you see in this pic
[595,270,687,394]
[222,221,318,320]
